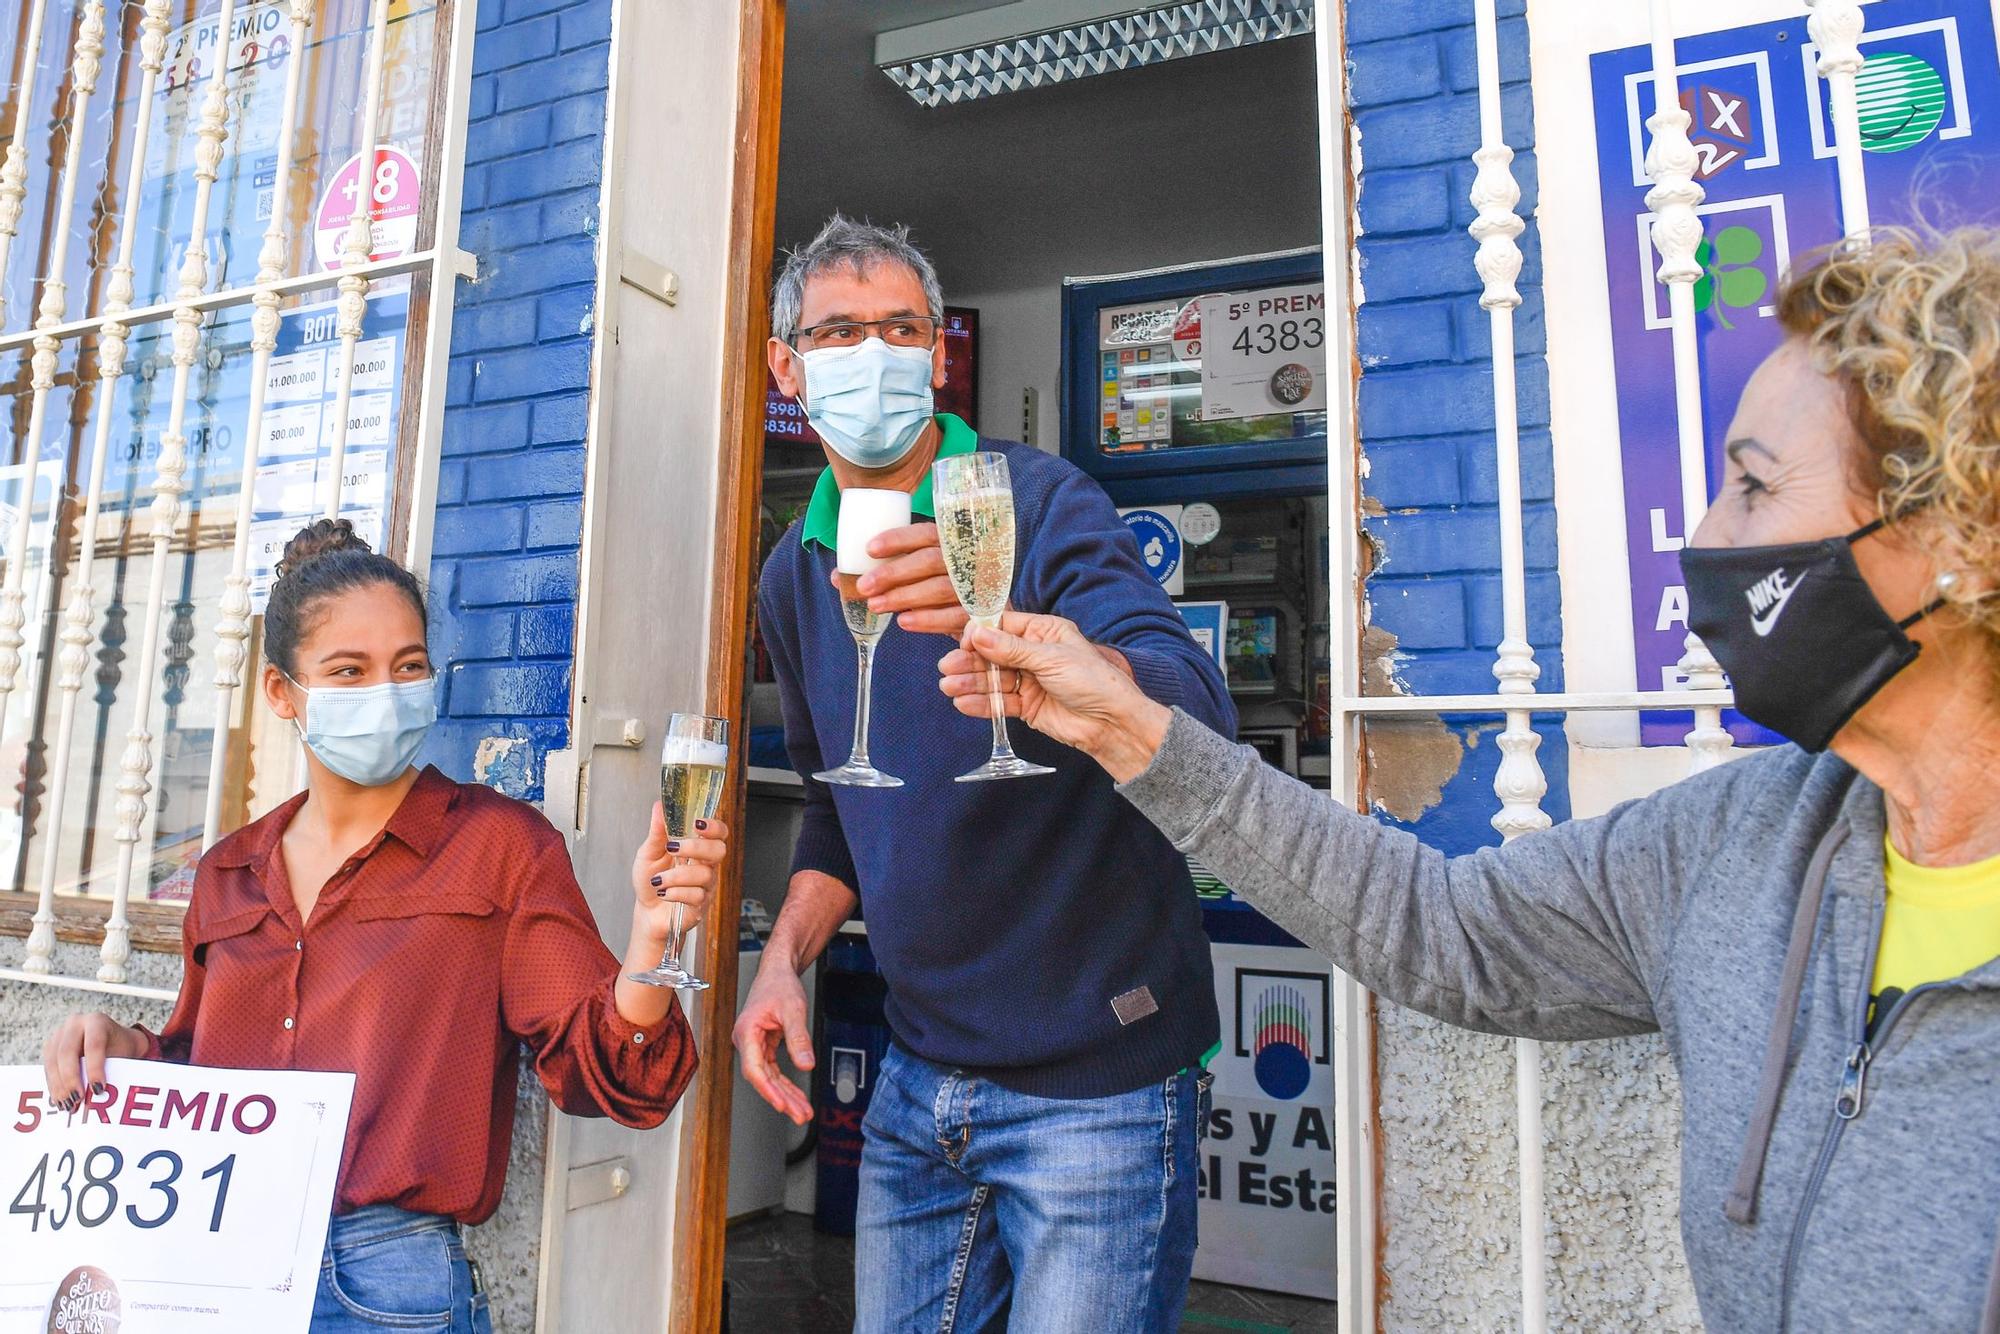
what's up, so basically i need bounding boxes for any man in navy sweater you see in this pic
[737,215,1235,1332]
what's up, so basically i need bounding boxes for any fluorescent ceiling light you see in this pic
[875,0,1315,108]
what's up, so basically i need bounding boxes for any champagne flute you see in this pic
[815,488,910,788]
[932,452,1055,782]
[629,713,730,990]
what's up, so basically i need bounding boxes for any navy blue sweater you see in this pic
[757,437,1235,1098]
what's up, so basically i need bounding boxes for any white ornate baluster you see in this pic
[202,0,317,850]
[320,0,395,523]
[1470,1,1552,1326]
[104,0,242,983]
[22,1,175,975]
[1646,0,1732,772]
[1809,1,1870,237]
[0,1,108,753]
[0,0,54,330]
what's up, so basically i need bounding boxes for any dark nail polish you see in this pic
[65,1095,79,1112]
[666,841,681,853]
[90,1082,104,1097]
[657,888,669,899]
[650,874,664,887]
[695,820,708,831]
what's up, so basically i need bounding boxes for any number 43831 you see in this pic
[9,1148,235,1233]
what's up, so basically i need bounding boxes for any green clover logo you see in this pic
[1693,225,1769,330]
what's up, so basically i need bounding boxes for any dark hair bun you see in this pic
[276,518,372,581]
[263,518,426,676]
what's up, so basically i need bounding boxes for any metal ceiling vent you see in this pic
[875,0,1315,107]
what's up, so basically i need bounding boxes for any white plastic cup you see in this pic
[836,488,913,575]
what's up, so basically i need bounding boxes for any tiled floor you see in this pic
[723,1212,1339,1333]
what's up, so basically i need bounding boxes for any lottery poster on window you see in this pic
[129,0,441,305]
[245,288,407,612]
[0,0,439,321]
[94,285,407,610]
[1589,1,2000,745]
[0,1060,353,1333]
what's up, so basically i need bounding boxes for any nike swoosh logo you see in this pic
[1750,575,1802,637]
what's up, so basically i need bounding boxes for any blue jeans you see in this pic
[854,1044,1208,1333]
[311,1205,490,1332]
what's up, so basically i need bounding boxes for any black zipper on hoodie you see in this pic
[1777,895,1945,1331]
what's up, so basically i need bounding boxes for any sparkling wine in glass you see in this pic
[932,452,1055,782]
[629,713,730,990]
[815,488,910,788]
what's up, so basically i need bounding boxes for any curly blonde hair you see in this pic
[1776,226,2000,646]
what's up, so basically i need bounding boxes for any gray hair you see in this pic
[770,215,945,345]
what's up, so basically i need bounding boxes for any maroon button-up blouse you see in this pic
[139,766,696,1224]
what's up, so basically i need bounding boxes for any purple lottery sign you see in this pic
[1590,1,2000,745]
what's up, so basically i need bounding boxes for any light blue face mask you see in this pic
[285,674,438,787]
[799,337,935,469]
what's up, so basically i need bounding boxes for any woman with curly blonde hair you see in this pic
[935,226,2000,1331]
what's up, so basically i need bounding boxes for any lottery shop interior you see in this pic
[723,2,1335,1328]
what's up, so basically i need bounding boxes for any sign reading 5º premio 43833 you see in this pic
[0,1061,353,1333]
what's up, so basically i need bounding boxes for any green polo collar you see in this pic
[800,413,978,550]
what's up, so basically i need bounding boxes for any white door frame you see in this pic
[535,0,762,1328]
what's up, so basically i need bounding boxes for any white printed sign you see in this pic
[259,402,322,459]
[249,504,385,611]
[1193,942,1338,1299]
[244,289,401,613]
[1197,283,1329,421]
[0,1060,353,1333]
[330,453,390,516]
[351,336,398,392]
[264,348,327,406]
[329,394,395,450]
[252,457,319,514]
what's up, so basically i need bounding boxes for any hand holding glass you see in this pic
[932,452,1055,781]
[629,713,729,990]
[815,488,910,788]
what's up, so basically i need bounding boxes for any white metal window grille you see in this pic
[1319,2,1875,1330]
[0,0,477,997]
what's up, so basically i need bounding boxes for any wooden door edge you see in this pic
[669,0,786,1328]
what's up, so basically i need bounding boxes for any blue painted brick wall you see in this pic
[1349,0,1571,851]
[421,0,613,800]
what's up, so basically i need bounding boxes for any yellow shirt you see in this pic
[1872,838,2000,1005]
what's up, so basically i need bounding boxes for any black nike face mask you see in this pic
[1679,517,1940,753]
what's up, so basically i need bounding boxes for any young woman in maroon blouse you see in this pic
[38,520,725,1332]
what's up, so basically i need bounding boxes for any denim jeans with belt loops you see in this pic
[854,1043,1211,1333]
[311,1204,489,1333]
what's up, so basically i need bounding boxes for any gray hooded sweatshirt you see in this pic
[1118,710,2000,1332]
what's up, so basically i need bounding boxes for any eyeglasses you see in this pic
[793,316,940,350]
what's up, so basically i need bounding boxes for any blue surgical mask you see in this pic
[285,674,437,786]
[799,338,935,469]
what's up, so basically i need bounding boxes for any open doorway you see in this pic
[719,4,1336,1328]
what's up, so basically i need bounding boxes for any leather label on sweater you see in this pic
[1112,986,1159,1026]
